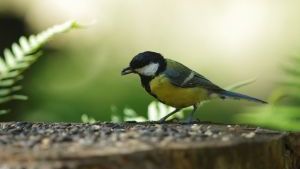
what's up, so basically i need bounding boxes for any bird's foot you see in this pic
[183,117,200,124]
[158,116,169,123]
[158,117,180,124]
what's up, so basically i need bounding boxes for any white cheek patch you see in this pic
[136,63,159,76]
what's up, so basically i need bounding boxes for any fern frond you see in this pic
[236,53,300,131]
[281,54,300,87]
[0,20,80,106]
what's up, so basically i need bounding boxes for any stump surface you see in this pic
[0,122,299,169]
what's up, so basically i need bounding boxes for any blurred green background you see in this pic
[1,0,300,123]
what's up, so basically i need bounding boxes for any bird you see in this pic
[121,51,266,122]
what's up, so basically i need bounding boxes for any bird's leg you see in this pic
[185,104,199,123]
[158,108,181,123]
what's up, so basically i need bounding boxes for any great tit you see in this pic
[122,51,266,122]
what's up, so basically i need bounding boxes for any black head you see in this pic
[122,51,166,76]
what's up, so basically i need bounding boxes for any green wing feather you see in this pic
[164,59,223,92]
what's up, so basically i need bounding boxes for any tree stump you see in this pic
[0,122,299,169]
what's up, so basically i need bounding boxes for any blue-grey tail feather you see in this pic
[219,91,267,104]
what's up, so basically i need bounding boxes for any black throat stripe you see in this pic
[139,75,159,99]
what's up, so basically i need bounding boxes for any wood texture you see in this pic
[0,122,299,169]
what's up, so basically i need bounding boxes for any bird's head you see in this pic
[122,51,166,77]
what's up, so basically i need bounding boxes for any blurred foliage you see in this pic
[236,54,300,131]
[81,113,96,124]
[0,20,80,114]
[225,78,257,91]
[111,101,184,122]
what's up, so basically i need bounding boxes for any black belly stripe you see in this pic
[140,75,153,93]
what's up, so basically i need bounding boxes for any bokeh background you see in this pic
[1,0,300,122]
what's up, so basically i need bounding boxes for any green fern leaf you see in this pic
[236,53,300,131]
[0,20,80,109]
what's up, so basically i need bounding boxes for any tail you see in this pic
[219,90,267,104]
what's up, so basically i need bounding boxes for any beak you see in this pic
[121,67,134,75]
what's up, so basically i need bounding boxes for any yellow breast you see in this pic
[149,75,209,108]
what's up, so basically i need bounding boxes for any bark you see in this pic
[0,122,299,169]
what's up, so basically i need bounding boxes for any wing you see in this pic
[164,59,223,92]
